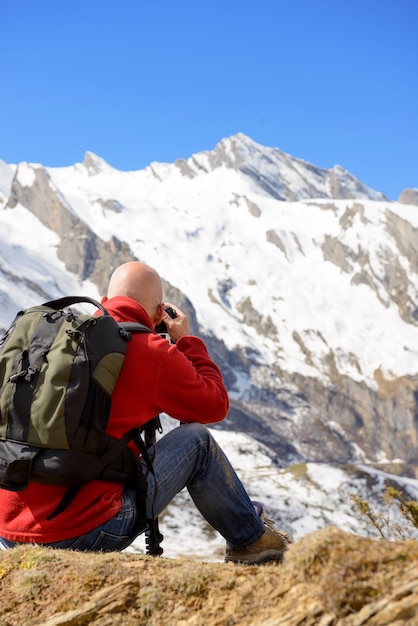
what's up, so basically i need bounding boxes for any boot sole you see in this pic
[225,548,286,565]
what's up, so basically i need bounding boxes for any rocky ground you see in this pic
[0,527,417,625]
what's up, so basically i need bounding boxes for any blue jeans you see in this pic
[0,423,264,552]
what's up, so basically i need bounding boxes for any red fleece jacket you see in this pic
[0,296,229,543]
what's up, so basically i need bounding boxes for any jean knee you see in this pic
[181,422,212,447]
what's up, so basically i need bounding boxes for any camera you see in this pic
[164,306,177,320]
[155,306,177,342]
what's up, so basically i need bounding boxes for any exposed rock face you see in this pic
[185,134,388,202]
[284,368,418,469]
[313,204,418,326]
[6,164,136,294]
[398,188,418,205]
[204,341,418,475]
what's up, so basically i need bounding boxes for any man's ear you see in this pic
[100,295,108,304]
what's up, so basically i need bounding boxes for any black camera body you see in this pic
[155,306,177,342]
[164,306,177,320]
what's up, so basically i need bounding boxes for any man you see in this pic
[0,262,292,564]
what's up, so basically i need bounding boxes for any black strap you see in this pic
[133,429,155,475]
[143,415,162,447]
[42,296,109,316]
[119,321,153,336]
[46,486,80,520]
[46,430,139,521]
[137,417,164,556]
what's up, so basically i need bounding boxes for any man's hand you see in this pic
[162,303,190,342]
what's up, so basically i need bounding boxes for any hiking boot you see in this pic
[225,511,293,565]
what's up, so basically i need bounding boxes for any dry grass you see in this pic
[0,527,417,625]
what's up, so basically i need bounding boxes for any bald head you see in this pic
[105,262,164,324]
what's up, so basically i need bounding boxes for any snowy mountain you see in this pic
[1,133,418,558]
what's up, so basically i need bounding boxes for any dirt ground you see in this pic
[0,527,417,626]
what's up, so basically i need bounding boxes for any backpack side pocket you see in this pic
[0,441,39,491]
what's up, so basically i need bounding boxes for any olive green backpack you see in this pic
[0,296,152,522]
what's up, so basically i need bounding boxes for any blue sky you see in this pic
[1,0,417,200]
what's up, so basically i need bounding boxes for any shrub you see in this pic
[351,486,418,541]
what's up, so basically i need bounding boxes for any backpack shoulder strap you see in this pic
[42,296,108,315]
[119,322,153,335]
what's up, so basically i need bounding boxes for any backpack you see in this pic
[0,295,154,523]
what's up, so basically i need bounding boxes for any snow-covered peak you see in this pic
[164,133,388,202]
[82,151,114,175]
[15,162,40,187]
[219,134,387,201]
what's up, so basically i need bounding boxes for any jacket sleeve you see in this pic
[155,336,229,424]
